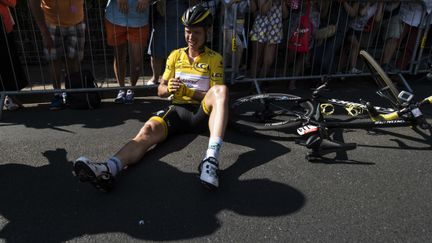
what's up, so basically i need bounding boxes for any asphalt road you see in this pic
[1,77,432,242]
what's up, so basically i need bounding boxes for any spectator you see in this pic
[1,0,28,110]
[222,0,250,79]
[249,0,288,78]
[147,0,194,85]
[199,0,221,47]
[200,0,220,16]
[310,0,356,76]
[341,1,383,73]
[285,0,320,90]
[73,5,228,192]
[29,0,85,110]
[378,1,400,70]
[382,1,432,71]
[105,0,150,104]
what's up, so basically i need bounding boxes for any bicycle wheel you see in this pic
[229,93,315,132]
[359,50,401,107]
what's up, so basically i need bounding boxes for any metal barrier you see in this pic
[1,0,431,119]
[223,0,432,85]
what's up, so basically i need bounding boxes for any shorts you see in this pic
[149,103,210,138]
[105,19,150,46]
[380,15,402,40]
[44,22,86,61]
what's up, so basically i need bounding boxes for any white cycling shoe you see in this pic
[72,156,115,192]
[199,157,219,190]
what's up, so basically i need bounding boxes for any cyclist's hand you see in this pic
[117,0,128,14]
[176,83,195,98]
[167,78,182,94]
[136,0,149,12]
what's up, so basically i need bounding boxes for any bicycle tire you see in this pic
[229,93,315,132]
[359,50,401,107]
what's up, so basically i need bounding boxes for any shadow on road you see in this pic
[0,129,305,242]
[0,98,167,130]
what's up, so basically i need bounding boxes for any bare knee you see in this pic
[135,121,163,142]
[210,85,228,100]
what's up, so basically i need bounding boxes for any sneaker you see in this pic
[50,95,63,110]
[4,96,20,111]
[199,157,219,190]
[146,79,156,85]
[114,90,125,104]
[72,156,115,192]
[125,89,134,104]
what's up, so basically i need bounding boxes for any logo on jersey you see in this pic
[212,73,223,78]
[194,63,209,72]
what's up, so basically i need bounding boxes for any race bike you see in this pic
[229,50,432,160]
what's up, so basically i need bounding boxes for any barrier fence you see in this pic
[1,0,431,118]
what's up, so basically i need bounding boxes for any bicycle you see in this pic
[229,50,432,160]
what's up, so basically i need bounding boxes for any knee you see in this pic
[136,121,159,141]
[210,85,228,100]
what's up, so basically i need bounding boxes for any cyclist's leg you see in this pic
[199,85,229,189]
[203,84,229,139]
[73,118,166,192]
[114,118,167,167]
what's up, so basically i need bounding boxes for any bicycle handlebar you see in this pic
[372,95,432,129]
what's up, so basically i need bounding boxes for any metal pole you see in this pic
[409,0,428,74]
[414,0,432,74]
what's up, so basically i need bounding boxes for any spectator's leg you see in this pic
[129,42,144,87]
[66,56,80,74]
[349,37,360,70]
[261,43,277,78]
[288,53,306,90]
[381,37,399,65]
[149,56,164,84]
[249,41,264,78]
[48,59,63,90]
[396,24,418,70]
[113,43,128,87]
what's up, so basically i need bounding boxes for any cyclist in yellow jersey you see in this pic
[73,5,228,191]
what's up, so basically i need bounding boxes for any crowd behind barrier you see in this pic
[1,0,432,116]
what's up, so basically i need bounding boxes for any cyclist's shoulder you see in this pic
[203,46,223,66]
[167,47,188,63]
[204,46,223,60]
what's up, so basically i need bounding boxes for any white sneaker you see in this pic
[4,96,19,111]
[114,90,125,104]
[199,157,219,190]
[125,89,134,104]
[146,79,156,85]
[73,156,115,192]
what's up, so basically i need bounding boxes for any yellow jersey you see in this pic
[162,46,224,105]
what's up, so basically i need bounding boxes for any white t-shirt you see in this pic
[400,1,432,27]
[350,3,378,31]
